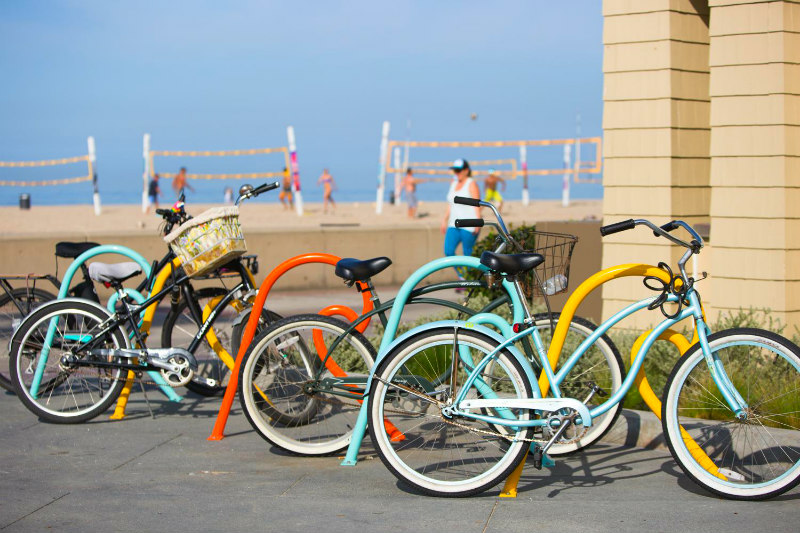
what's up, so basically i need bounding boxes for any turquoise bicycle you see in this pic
[236,204,624,458]
[366,215,800,499]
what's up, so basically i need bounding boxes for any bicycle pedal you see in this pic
[532,447,543,470]
[586,381,608,397]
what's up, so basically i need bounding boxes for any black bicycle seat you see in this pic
[55,241,100,259]
[479,251,544,275]
[335,257,392,282]
[88,262,142,284]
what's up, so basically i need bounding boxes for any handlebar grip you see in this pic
[252,181,280,196]
[455,218,484,228]
[654,220,680,236]
[600,219,636,236]
[454,196,481,207]
[155,208,171,216]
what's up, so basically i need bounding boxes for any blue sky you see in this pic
[0,1,603,205]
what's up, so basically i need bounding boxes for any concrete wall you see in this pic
[0,222,602,316]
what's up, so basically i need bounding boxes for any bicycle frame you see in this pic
[28,247,254,402]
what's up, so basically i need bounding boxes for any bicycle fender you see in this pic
[371,319,540,399]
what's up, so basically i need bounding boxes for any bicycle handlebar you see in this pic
[455,218,484,228]
[454,196,482,207]
[236,181,280,205]
[599,219,635,236]
[601,218,704,252]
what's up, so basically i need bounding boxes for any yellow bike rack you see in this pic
[499,263,722,497]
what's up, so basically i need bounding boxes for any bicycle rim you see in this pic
[0,288,56,391]
[663,329,800,499]
[11,302,127,422]
[240,315,375,456]
[369,328,532,496]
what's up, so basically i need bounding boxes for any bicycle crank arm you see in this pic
[458,398,592,427]
[191,375,218,387]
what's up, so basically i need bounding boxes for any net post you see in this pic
[142,133,151,213]
[562,144,571,208]
[88,136,101,215]
[520,145,529,205]
[392,146,401,206]
[376,121,390,214]
[287,126,303,216]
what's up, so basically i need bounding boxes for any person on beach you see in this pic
[147,173,161,212]
[279,167,294,210]
[172,167,195,197]
[223,186,233,205]
[441,159,481,281]
[317,168,336,214]
[484,169,506,212]
[403,167,418,218]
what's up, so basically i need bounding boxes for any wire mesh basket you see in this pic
[164,206,247,278]
[514,229,578,298]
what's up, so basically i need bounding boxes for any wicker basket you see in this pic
[164,206,247,278]
[514,229,578,298]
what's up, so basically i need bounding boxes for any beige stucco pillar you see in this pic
[708,0,800,326]
[602,0,711,327]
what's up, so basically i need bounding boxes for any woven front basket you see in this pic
[164,206,247,278]
[514,229,578,298]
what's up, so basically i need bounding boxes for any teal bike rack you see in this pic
[30,244,182,402]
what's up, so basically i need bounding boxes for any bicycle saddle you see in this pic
[335,257,392,282]
[479,251,544,275]
[55,241,100,259]
[88,262,143,284]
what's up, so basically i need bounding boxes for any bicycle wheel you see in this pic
[239,314,376,456]
[528,313,625,455]
[0,287,56,391]
[9,299,128,423]
[368,326,533,497]
[161,287,281,396]
[662,328,800,500]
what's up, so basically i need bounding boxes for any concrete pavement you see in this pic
[1,387,799,533]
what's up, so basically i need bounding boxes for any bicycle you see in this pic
[0,241,103,391]
[366,213,800,500]
[235,200,624,459]
[7,182,281,423]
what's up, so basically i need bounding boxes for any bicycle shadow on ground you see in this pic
[389,442,797,500]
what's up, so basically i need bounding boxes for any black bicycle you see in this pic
[7,183,281,422]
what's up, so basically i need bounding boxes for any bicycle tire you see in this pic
[9,299,128,423]
[368,326,533,497]
[160,288,282,396]
[0,287,57,391]
[662,328,800,500]
[239,314,376,456]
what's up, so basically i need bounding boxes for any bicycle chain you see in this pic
[306,392,588,446]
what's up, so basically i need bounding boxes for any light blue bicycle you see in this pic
[365,215,800,499]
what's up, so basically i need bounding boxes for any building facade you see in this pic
[602,0,800,328]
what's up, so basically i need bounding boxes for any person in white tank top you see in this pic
[441,159,481,279]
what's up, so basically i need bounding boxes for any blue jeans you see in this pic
[444,227,478,278]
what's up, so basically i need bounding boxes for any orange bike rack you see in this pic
[208,253,374,440]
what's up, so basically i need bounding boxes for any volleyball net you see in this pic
[143,127,303,215]
[0,137,101,214]
[375,120,602,213]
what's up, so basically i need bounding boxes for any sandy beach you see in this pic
[0,199,601,238]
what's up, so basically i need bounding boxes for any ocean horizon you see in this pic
[0,171,603,207]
